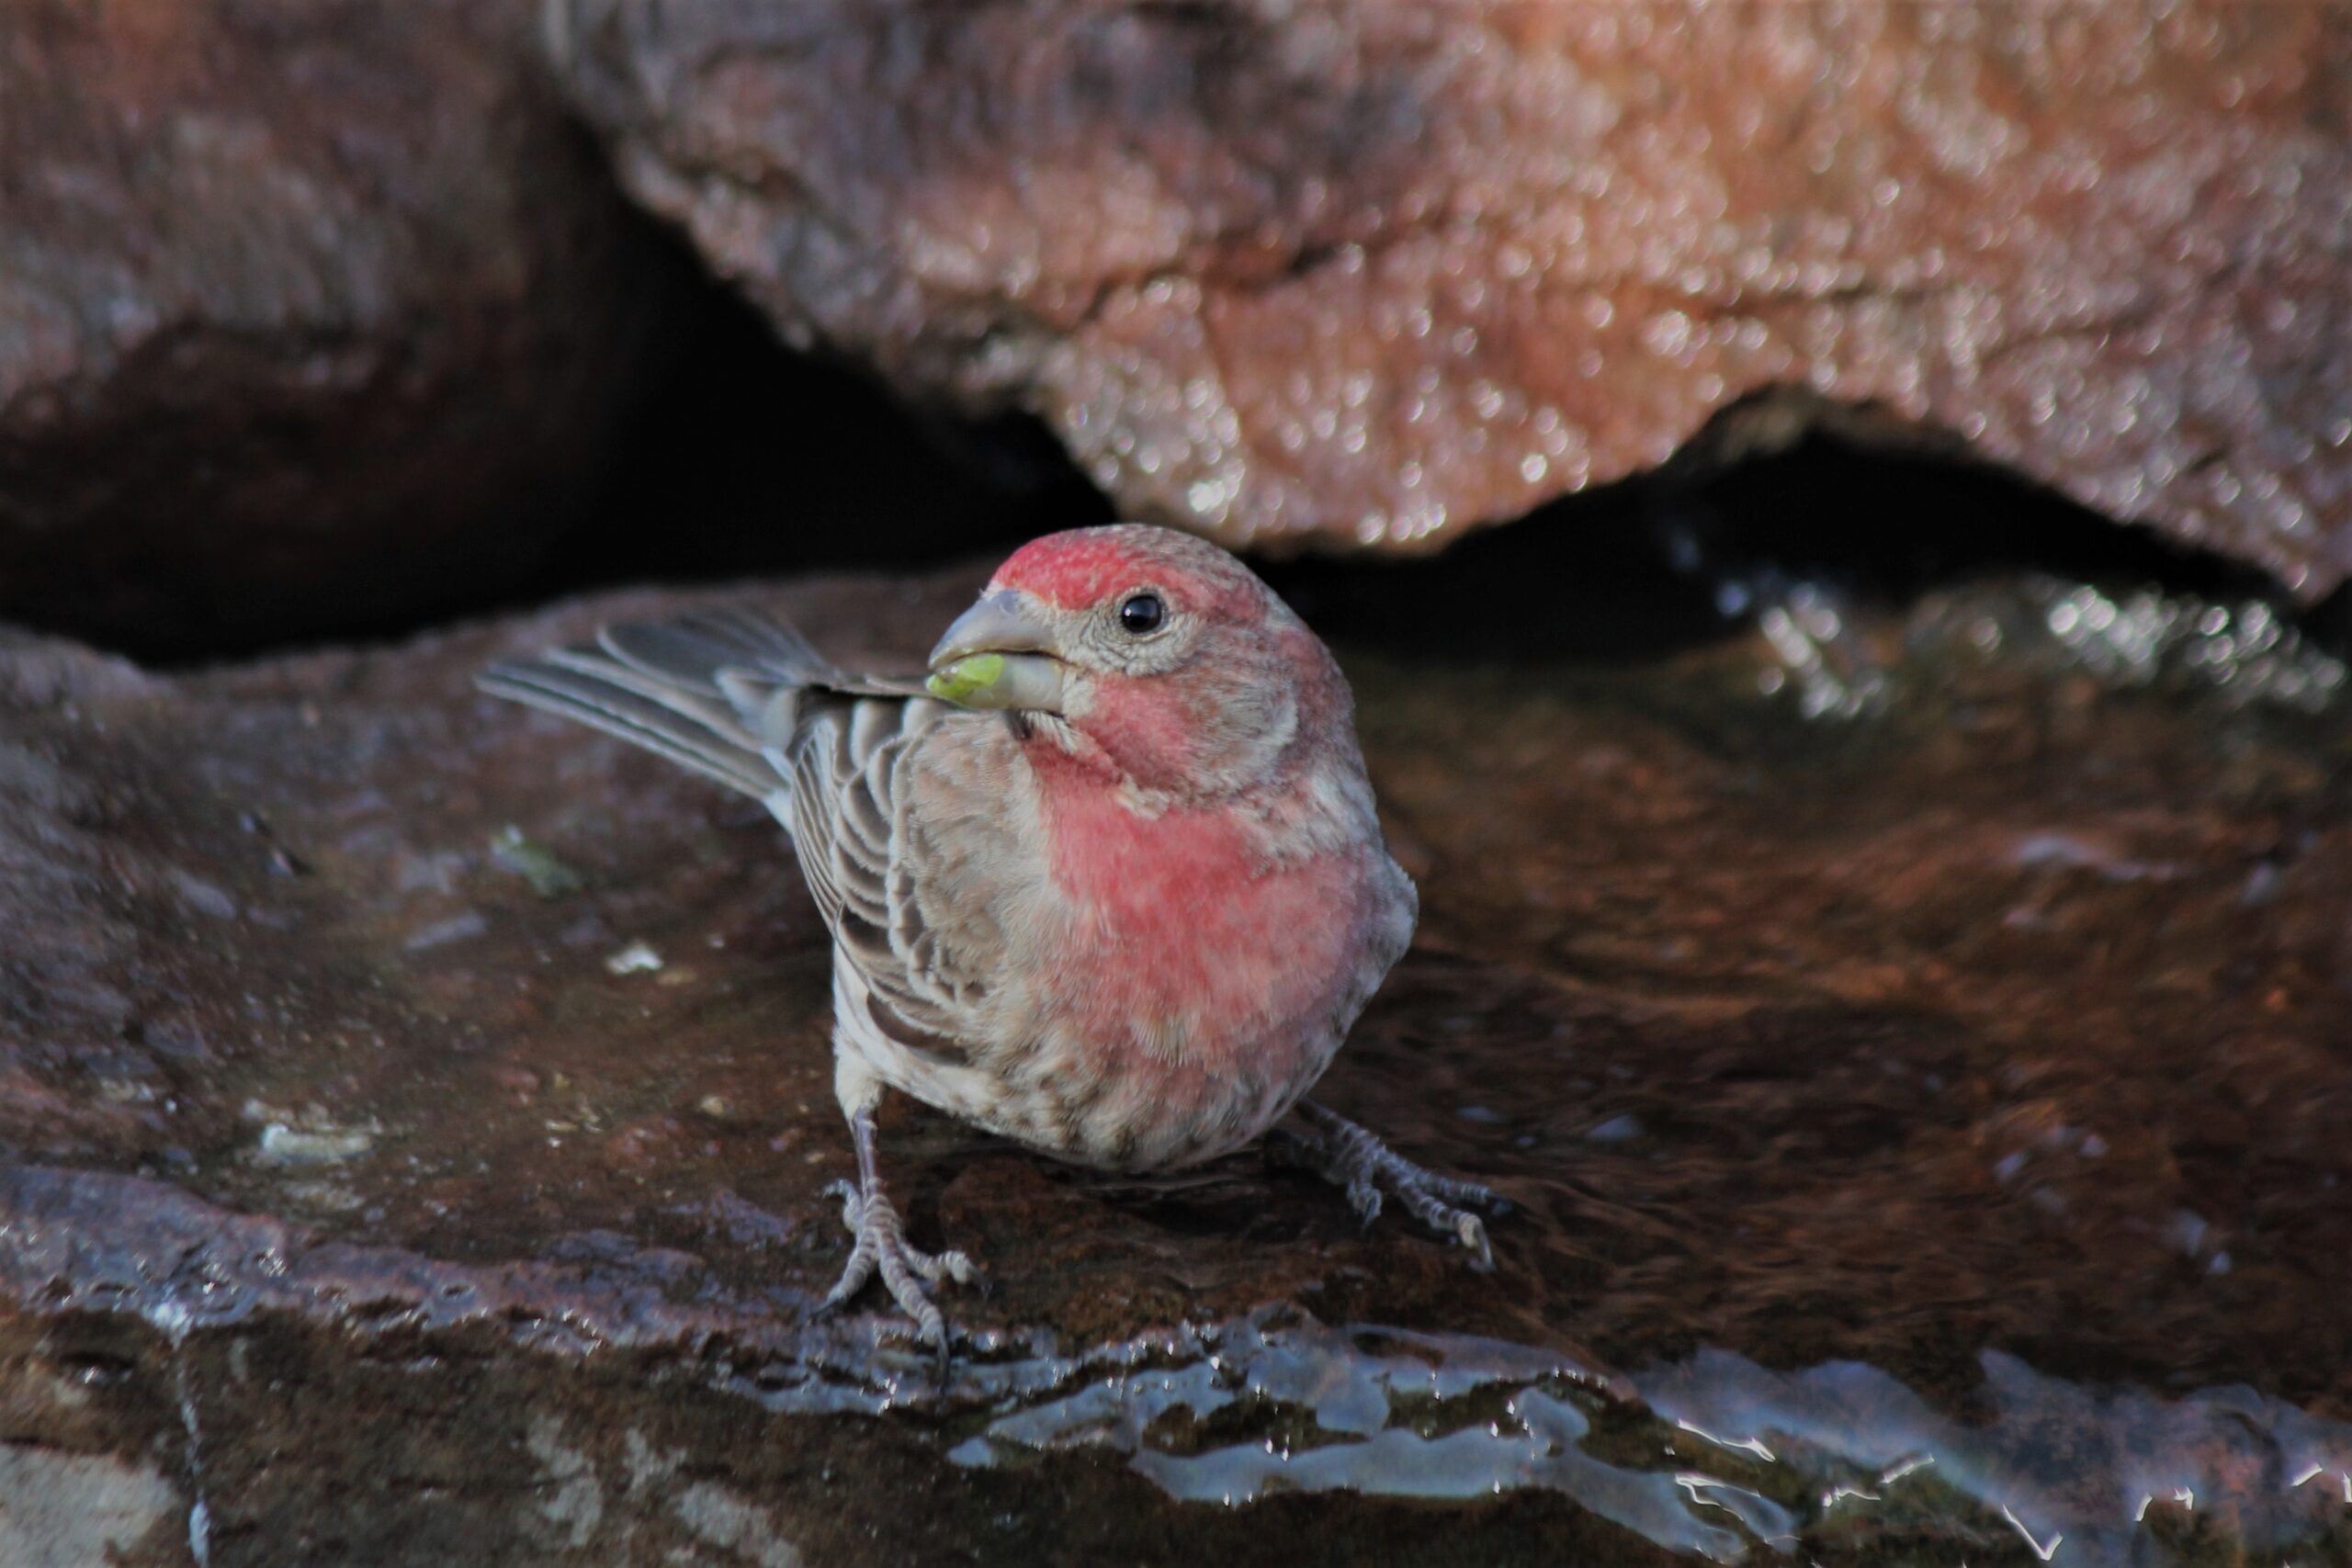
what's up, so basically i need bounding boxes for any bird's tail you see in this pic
[477,606,835,798]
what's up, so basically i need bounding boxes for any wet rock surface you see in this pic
[1,551,2347,1562]
[0,0,668,656]
[553,1,2352,596]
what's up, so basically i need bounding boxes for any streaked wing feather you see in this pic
[787,693,997,1065]
[479,604,920,799]
[477,660,775,797]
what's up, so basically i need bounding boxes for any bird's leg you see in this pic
[1283,1100,1501,1269]
[816,1055,980,1374]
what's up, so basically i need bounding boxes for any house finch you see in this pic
[481,525,1497,1366]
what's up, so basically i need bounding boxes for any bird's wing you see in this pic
[785,691,1019,1066]
[477,606,922,799]
[481,604,1012,1064]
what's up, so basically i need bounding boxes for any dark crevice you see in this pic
[419,351,1071,642]
[1261,433,2330,666]
[2308,580,2350,657]
[517,264,1111,601]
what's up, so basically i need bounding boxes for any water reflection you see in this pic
[951,1308,2352,1565]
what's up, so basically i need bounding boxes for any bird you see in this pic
[479,524,1499,1367]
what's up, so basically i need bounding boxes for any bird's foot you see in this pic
[817,1179,981,1375]
[1285,1101,1502,1269]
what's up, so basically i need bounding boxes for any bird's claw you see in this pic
[816,1178,981,1377]
[1292,1102,1501,1270]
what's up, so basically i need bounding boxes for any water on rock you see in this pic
[0,550,2345,1563]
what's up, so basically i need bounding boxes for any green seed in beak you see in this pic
[926,653,1007,705]
[922,649,1066,713]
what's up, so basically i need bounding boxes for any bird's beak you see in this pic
[925,590,1067,713]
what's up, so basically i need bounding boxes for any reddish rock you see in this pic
[553,1,2352,594]
[0,0,668,655]
[0,557,2346,1557]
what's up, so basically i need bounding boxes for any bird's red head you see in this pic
[929,525,1347,798]
[991,528,1265,623]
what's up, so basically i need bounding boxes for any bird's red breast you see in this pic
[1029,742,1377,1087]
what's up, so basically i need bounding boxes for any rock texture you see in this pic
[0,553,2346,1559]
[554,1,2352,594]
[0,0,666,655]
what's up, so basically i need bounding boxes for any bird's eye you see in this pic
[1117,592,1165,636]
